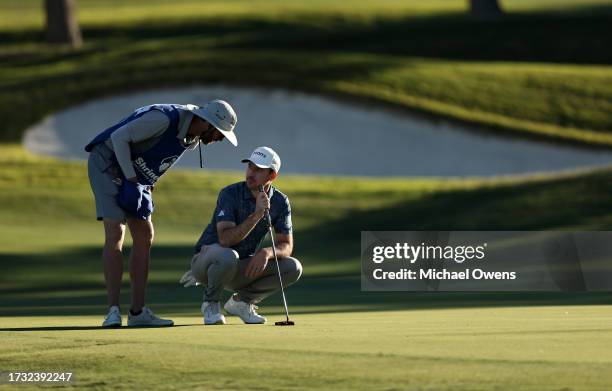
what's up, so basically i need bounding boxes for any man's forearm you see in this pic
[260,242,292,260]
[218,212,263,247]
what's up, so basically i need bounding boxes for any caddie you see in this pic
[85,100,238,327]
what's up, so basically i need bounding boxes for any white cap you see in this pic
[191,100,238,146]
[241,146,281,173]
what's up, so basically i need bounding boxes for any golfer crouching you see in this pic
[85,101,238,328]
[180,147,302,324]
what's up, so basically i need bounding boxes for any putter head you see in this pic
[275,320,295,326]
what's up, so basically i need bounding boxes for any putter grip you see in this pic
[258,185,273,226]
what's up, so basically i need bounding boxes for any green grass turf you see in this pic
[4,0,612,30]
[1,306,612,390]
[1,0,612,145]
[2,1,612,387]
[1,135,612,389]
[1,144,612,316]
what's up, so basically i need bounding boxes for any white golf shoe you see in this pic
[201,301,226,325]
[224,296,266,324]
[102,305,122,328]
[127,307,174,327]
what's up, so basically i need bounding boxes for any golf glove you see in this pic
[179,270,201,287]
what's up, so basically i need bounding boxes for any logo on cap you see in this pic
[253,151,267,158]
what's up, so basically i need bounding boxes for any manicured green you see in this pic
[1,0,611,145]
[2,307,612,390]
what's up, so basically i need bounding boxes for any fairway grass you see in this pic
[1,306,612,390]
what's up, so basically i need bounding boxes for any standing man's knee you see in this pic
[128,218,154,248]
[104,219,126,250]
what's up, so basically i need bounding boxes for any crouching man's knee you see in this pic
[280,257,303,285]
[213,246,240,268]
[192,244,239,282]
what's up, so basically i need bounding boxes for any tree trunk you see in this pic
[469,0,504,20]
[45,0,82,48]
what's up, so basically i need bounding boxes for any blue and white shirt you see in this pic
[195,181,293,259]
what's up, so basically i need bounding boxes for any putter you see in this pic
[259,185,295,326]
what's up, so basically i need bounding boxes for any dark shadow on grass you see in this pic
[79,9,612,64]
[2,170,612,316]
[1,269,611,317]
[3,7,611,64]
[291,170,612,293]
[218,11,612,64]
[6,7,612,63]
[0,324,201,332]
[299,168,612,243]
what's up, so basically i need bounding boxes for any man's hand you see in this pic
[179,270,201,287]
[254,191,270,219]
[245,249,271,279]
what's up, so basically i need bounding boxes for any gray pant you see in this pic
[191,244,303,303]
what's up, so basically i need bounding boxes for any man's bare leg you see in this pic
[127,217,154,313]
[103,218,126,308]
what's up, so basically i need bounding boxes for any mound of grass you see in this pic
[1,0,611,145]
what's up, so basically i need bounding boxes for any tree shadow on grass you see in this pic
[2,6,612,64]
[2,170,612,316]
[1,272,610,318]
[217,10,612,64]
[79,8,612,65]
[0,324,200,332]
[5,168,601,288]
